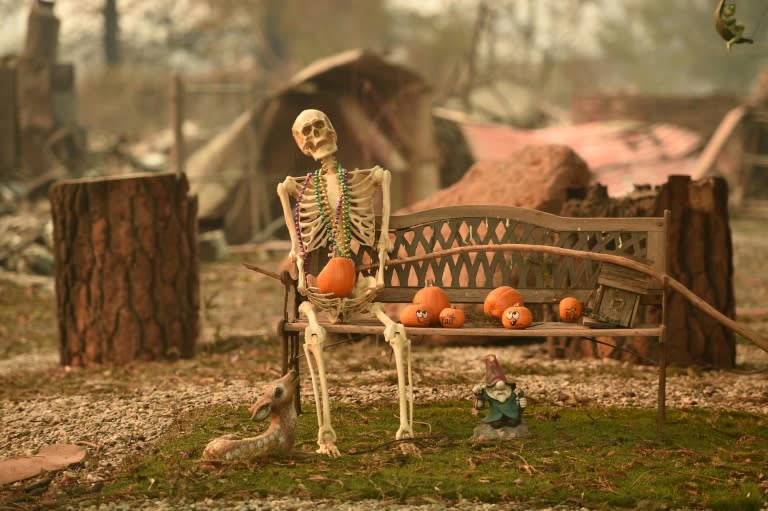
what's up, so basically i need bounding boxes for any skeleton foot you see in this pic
[395,425,421,456]
[317,426,340,457]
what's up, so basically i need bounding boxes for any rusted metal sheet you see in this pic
[445,116,703,197]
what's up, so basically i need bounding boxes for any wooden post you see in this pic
[16,58,53,175]
[170,73,185,177]
[23,0,60,64]
[0,66,19,173]
[50,173,199,366]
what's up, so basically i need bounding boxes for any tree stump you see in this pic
[657,176,735,367]
[550,176,735,368]
[50,173,199,366]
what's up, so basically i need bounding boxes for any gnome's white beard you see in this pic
[486,383,513,403]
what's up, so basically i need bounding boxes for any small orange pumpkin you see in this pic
[559,296,583,323]
[317,257,356,298]
[501,303,533,329]
[483,286,524,318]
[413,283,450,323]
[439,307,465,328]
[400,303,432,327]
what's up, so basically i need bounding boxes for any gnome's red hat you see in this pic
[484,354,513,386]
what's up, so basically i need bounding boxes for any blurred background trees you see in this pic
[1,0,767,137]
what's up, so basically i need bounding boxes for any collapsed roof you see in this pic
[187,49,440,244]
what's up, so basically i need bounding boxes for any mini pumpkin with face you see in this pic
[501,304,533,329]
[400,303,432,327]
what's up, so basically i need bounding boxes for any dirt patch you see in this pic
[399,145,591,214]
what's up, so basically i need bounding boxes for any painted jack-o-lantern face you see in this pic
[559,296,583,323]
[439,307,465,328]
[414,308,431,326]
[501,304,533,329]
[399,303,432,327]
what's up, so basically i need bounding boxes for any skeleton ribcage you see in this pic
[297,169,377,254]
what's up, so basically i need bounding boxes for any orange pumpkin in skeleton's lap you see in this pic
[439,307,465,328]
[317,257,356,297]
[501,303,533,329]
[400,303,432,327]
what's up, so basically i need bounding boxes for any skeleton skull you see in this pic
[292,109,338,161]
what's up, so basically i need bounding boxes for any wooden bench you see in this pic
[276,205,671,429]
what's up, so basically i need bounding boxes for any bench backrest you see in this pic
[307,205,668,306]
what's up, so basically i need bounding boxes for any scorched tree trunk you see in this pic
[50,172,199,365]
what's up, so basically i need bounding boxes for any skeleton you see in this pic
[277,109,415,457]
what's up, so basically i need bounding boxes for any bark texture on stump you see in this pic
[549,176,735,368]
[658,176,735,367]
[51,173,199,366]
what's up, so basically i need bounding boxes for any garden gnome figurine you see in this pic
[471,354,529,441]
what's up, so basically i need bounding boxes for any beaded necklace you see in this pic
[294,164,352,265]
[293,172,312,275]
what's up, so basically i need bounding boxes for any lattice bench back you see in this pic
[306,205,668,306]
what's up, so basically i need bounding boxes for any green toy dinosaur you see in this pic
[715,0,754,52]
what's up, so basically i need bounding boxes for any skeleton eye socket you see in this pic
[301,125,312,136]
[313,120,325,129]
[274,387,284,399]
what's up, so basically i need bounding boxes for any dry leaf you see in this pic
[0,444,86,485]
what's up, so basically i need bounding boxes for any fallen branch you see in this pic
[241,261,283,282]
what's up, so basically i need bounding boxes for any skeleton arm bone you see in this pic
[277,177,307,294]
[371,166,394,289]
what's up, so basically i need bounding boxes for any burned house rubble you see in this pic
[0,1,83,280]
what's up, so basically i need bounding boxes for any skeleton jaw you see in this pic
[304,140,338,161]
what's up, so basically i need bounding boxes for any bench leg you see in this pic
[657,325,668,436]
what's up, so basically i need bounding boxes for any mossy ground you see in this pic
[49,402,767,510]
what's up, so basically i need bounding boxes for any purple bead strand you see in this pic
[293,172,312,276]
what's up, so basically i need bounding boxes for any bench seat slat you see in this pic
[282,320,663,338]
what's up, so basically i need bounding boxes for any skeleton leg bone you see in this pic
[299,301,340,457]
[370,302,418,455]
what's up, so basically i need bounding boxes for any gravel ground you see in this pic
[1,339,767,510]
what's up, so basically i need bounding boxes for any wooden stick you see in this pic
[169,73,185,177]
[361,243,768,353]
[241,261,283,282]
